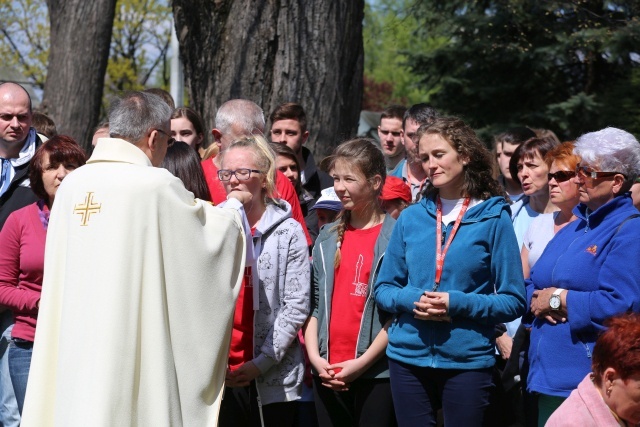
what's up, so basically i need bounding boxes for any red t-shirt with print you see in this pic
[328,223,382,365]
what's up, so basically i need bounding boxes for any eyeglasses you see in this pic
[575,164,626,180]
[217,168,263,181]
[547,170,576,183]
[154,128,175,147]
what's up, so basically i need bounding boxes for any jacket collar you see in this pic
[315,213,395,247]
[10,128,38,167]
[420,193,509,222]
[254,200,292,237]
[301,146,317,186]
[573,194,635,228]
[88,138,152,167]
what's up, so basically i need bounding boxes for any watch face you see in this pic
[550,295,561,310]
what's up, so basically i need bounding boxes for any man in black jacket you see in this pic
[269,103,332,199]
[0,82,43,229]
[0,81,43,427]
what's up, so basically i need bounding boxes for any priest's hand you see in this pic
[227,190,253,205]
[225,361,261,388]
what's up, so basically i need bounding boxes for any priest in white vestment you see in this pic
[21,92,247,426]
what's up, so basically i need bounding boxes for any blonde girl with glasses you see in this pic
[217,135,310,427]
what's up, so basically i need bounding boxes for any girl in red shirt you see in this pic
[304,138,397,426]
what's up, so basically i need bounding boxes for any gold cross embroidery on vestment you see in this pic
[73,192,102,226]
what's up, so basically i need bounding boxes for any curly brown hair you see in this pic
[417,117,505,200]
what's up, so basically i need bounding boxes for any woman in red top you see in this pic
[0,136,86,413]
[305,138,397,426]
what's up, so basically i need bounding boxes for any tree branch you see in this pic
[0,28,43,88]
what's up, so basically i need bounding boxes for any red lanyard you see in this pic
[434,196,471,291]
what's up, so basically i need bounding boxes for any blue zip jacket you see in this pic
[374,195,525,369]
[527,194,640,397]
[310,214,396,379]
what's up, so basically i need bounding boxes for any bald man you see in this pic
[0,82,44,426]
[0,82,44,227]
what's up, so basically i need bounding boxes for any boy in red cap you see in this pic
[379,176,412,219]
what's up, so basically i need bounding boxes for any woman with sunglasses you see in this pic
[520,141,580,279]
[526,127,640,426]
[500,143,580,426]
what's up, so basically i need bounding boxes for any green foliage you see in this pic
[363,0,438,110]
[408,0,640,141]
[0,0,49,89]
[106,0,171,93]
[0,0,171,107]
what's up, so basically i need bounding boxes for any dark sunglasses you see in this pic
[547,170,576,183]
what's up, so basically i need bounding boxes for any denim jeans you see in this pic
[0,311,20,427]
[8,339,32,415]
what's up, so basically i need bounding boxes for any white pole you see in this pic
[170,21,184,107]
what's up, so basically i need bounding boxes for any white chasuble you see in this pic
[21,138,245,426]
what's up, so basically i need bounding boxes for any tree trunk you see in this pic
[42,0,117,152]
[172,0,364,158]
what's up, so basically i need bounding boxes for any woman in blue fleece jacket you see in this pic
[526,127,640,426]
[374,117,526,427]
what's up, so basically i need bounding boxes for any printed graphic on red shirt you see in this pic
[329,223,382,365]
[351,254,369,297]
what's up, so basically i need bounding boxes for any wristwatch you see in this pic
[550,288,564,310]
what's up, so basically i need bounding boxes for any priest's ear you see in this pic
[143,129,164,167]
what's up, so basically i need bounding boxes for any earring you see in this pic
[606,385,613,397]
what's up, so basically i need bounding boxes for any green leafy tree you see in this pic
[409,1,640,140]
[363,0,440,110]
[0,0,171,97]
[106,0,171,93]
[0,0,49,89]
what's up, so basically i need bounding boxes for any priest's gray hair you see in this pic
[215,99,265,135]
[574,127,640,185]
[108,91,172,143]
